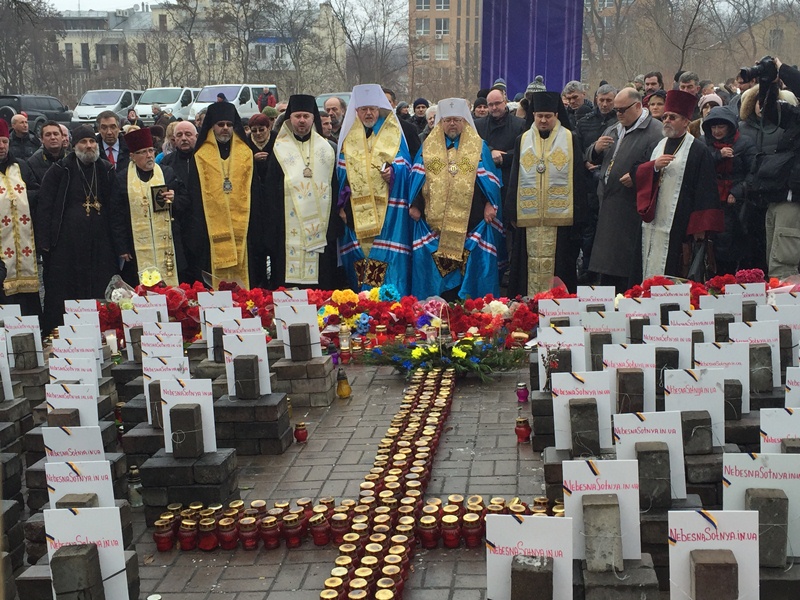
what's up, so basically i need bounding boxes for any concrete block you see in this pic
[193,447,237,484]
[11,333,37,371]
[582,554,659,600]
[212,326,224,363]
[50,543,104,597]
[725,411,759,446]
[616,369,644,413]
[0,397,31,423]
[1,499,21,532]
[589,333,612,372]
[233,354,260,399]
[169,403,204,459]
[23,512,45,543]
[110,361,142,386]
[47,408,81,428]
[0,453,22,480]
[660,303,679,326]
[685,452,722,484]
[714,313,733,342]
[139,453,195,487]
[690,549,737,600]
[550,316,571,328]
[290,369,336,394]
[306,355,334,379]
[252,393,289,422]
[760,559,800,599]
[782,439,800,454]
[234,412,290,440]
[582,494,623,573]
[272,358,307,380]
[629,317,650,344]
[742,301,757,322]
[288,323,312,362]
[532,416,554,435]
[543,446,571,484]
[511,554,553,600]
[745,488,788,568]
[569,398,601,457]
[0,422,20,449]
[120,395,147,425]
[681,410,713,455]
[750,343,773,394]
[194,359,227,380]
[14,564,52,599]
[779,326,793,374]
[655,347,679,395]
[55,493,99,509]
[147,380,164,429]
[128,325,143,363]
[635,441,671,509]
[532,434,556,453]
[259,426,293,455]
[724,379,742,421]
[530,390,554,416]
[120,422,165,456]
[25,539,47,566]
[211,375,227,400]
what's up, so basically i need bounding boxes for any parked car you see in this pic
[0,94,73,135]
[188,84,278,122]
[134,87,200,124]
[71,89,143,126]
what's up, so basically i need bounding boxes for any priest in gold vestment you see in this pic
[110,127,187,286]
[505,91,587,296]
[186,102,266,288]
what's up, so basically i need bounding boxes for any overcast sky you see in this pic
[51,0,149,11]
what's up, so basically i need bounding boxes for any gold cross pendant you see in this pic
[83,196,101,216]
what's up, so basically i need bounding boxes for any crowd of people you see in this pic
[2,61,800,332]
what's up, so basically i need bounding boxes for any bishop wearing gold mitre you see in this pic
[337,84,413,294]
[505,91,587,296]
[186,102,267,288]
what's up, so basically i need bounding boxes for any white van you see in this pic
[134,87,199,124]
[189,84,278,122]
[71,89,143,125]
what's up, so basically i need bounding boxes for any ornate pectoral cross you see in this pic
[223,178,233,194]
[83,196,101,216]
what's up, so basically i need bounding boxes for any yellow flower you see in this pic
[368,287,381,301]
[245,300,255,310]
[118,298,134,311]
[451,347,467,359]
[332,289,359,304]
[431,317,441,328]
[140,268,162,287]
[411,347,425,359]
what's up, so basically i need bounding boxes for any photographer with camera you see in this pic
[745,56,800,278]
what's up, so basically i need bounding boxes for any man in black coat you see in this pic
[8,114,40,160]
[383,88,421,159]
[576,84,618,282]
[27,120,67,185]
[37,126,118,331]
[95,111,130,172]
[563,81,593,129]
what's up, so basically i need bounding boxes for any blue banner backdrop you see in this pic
[480,0,584,99]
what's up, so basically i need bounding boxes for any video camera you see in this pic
[739,56,778,85]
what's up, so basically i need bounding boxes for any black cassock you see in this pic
[37,154,119,331]
[263,148,345,291]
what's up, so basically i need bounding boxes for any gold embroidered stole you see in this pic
[342,117,401,241]
[516,123,574,227]
[273,126,335,285]
[0,164,38,295]
[194,134,253,288]
[125,163,178,286]
[421,126,482,262]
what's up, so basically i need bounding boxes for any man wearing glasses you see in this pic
[110,127,187,287]
[186,102,267,288]
[586,88,663,291]
[635,89,722,279]
[505,91,586,296]
[475,88,526,211]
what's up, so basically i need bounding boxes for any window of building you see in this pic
[137,43,146,64]
[416,18,430,35]
[222,43,231,61]
[435,43,449,60]
[159,43,168,64]
[435,18,449,35]
[416,44,430,60]
[159,13,167,31]
[435,0,450,9]
[187,43,195,62]
[65,43,73,68]
[81,43,90,69]
[255,44,267,59]
[275,45,285,59]
[769,28,784,53]
[208,43,216,62]
[416,0,430,9]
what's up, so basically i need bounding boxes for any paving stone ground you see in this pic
[132,364,542,599]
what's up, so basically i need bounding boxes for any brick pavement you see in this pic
[132,365,542,599]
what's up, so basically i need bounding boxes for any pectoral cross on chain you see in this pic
[82,196,101,216]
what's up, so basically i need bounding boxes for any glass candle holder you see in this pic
[177,519,198,551]
[152,519,175,552]
[260,516,281,549]
[198,518,219,551]
[309,514,331,546]
[418,515,440,549]
[462,512,482,548]
[441,514,461,549]
[282,514,303,549]
[217,517,238,550]
[516,382,530,403]
[238,517,259,550]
